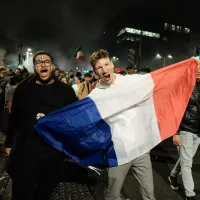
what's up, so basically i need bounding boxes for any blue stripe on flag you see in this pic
[34,97,118,167]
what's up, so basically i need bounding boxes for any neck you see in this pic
[36,79,54,85]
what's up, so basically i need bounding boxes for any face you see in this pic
[94,57,115,85]
[84,76,92,83]
[15,69,20,76]
[34,54,55,84]
[75,77,81,84]
[54,70,60,77]
[127,68,134,74]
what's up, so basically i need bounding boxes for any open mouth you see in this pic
[40,69,48,77]
[103,74,111,81]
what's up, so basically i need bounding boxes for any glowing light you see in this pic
[117,27,160,38]
[156,54,162,58]
[112,56,118,62]
[168,55,172,59]
[28,48,31,52]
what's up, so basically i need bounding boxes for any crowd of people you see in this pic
[0,50,199,200]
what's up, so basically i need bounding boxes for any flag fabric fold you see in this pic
[73,45,85,61]
[35,58,198,167]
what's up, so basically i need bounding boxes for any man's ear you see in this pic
[111,61,114,69]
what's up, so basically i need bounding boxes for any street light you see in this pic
[168,54,172,59]
[28,48,31,52]
[112,56,118,62]
[156,54,162,59]
[156,54,172,67]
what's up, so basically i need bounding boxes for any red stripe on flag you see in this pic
[151,58,198,140]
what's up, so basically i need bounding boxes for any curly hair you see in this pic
[89,49,110,68]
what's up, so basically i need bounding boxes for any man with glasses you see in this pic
[5,51,77,200]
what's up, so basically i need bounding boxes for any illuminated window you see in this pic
[117,27,160,39]
[172,25,175,31]
[164,23,168,29]
[125,28,141,35]
[176,26,181,32]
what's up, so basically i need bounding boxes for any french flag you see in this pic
[35,58,198,167]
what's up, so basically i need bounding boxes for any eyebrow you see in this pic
[35,59,51,62]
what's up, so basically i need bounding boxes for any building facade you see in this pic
[101,8,192,71]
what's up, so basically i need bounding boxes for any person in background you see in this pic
[59,70,64,77]
[14,68,22,83]
[5,76,18,113]
[20,65,29,78]
[54,68,60,80]
[168,72,200,200]
[60,77,68,84]
[72,75,82,97]
[119,70,127,76]
[126,66,134,75]
[77,73,92,100]
[67,70,74,86]
[89,70,98,90]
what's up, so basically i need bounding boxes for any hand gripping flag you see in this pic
[35,58,198,167]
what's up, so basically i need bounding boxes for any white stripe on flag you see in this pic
[90,74,161,165]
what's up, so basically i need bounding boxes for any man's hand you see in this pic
[5,148,11,156]
[36,113,45,120]
[173,135,181,146]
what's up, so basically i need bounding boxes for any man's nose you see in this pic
[41,62,46,67]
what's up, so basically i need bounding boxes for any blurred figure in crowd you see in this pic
[77,73,92,100]
[60,70,64,77]
[5,76,19,113]
[72,75,82,97]
[14,68,22,82]
[126,66,134,75]
[67,70,74,86]
[54,68,60,80]
[61,77,67,84]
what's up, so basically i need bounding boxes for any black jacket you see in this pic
[179,83,200,134]
[5,76,77,180]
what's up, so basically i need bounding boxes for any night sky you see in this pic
[0,0,200,67]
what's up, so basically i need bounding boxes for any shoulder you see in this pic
[78,82,84,88]
[14,76,35,93]
[56,80,72,89]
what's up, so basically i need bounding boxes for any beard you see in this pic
[35,71,54,85]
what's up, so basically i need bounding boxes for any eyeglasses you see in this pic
[34,60,52,67]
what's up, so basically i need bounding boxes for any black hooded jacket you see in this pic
[179,82,200,134]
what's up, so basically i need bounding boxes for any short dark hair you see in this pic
[126,66,133,70]
[84,72,92,78]
[76,72,82,77]
[33,51,54,64]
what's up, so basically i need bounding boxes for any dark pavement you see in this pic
[123,138,200,200]
[0,133,200,200]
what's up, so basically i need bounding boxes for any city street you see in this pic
[123,138,200,200]
[0,135,199,200]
